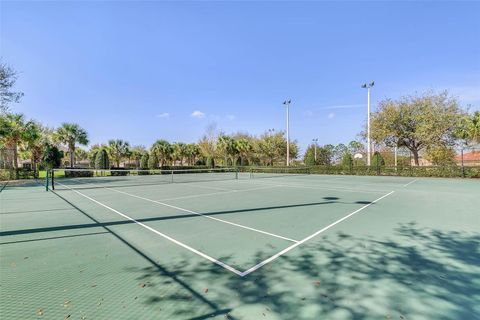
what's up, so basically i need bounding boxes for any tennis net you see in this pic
[248,167,311,179]
[49,168,238,190]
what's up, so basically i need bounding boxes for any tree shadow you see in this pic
[2,196,373,236]
[131,222,479,319]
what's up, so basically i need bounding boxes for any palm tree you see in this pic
[186,143,200,165]
[151,140,172,167]
[217,135,235,166]
[172,142,187,165]
[464,111,480,144]
[0,113,33,171]
[107,139,130,168]
[21,121,45,173]
[129,145,146,169]
[55,123,89,168]
[235,138,252,166]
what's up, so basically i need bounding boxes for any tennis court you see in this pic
[1,170,479,319]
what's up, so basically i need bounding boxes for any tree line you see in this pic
[2,62,479,175]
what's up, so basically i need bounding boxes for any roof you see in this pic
[455,151,480,161]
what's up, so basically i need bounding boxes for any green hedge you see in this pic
[309,165,480,178]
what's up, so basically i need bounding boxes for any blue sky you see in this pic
[1,1,479,154]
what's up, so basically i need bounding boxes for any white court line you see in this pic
[108,187,298,243]
[54,182,244,276]
[157,184,283,202]
[236,179,386,194]
[184,183,233,192]
[403,179,418,187]
[239,190,395,277]
[66,177,296,242]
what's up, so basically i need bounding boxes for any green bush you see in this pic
[148,152,159,169]
[140,153,149,169]
[94,149,109,169]
[65,170,93,178]
[371,152,385,168]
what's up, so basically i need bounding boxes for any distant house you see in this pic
[455,150,480,166]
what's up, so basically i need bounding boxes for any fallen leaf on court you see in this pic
[139,283,146,288]
[24,257,29,259]
[37,308,44,316]
[63,300,71,308]
[64,315,71,319]
[204,288,208,293]
[314,281,321,286]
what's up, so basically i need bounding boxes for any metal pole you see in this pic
[314,143,317,162]
[283,100,291,166]
[394,146,398,169]
[367,88,371,166]
[286,103,290,166]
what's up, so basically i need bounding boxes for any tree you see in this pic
[0,113,33,171]
[424,146,456,166]
[108,139,130,168]
[198,125,218,167]
[370,91,465,165]
[55,123,89,168]
[41,144,63,169]
[304,144,316,166]
[255,130,294,166]
[130,145,146,169]
[217,135,231,166]
[75,148,89,164]
[151,139,172,167]
[94,149,109,169]
[21,121,45,172]
[140,152,149,169]
[235,138,253,166]
[171,142,187,165]
[88,144,105,168]
[148,151,159,169]
[456,111,480,146]
[185,143,200,166]
[371,151,385,168]
[0,63,24,113]
[341,153,353,168]
[334,143,349,163]
[348,140,364,155]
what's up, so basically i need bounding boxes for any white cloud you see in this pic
[226,114,235,120]
[328,112,335,119]
[191,110,205,119]
[155,113,170,119]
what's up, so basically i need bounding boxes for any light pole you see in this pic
[283,100,291,166]
[312,138,318,163]
[361,81,375,166]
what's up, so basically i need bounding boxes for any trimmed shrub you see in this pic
[94,149,109,169]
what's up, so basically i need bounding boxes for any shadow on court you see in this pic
[0,196,372,237]
[130,222,480,319]
[47,190,238,320]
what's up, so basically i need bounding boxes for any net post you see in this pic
[235,168,238,180]
[171,169,174,183]
[51,170,55,190]
[45,170,49,191]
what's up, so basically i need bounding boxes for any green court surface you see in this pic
[1,174,479,319]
